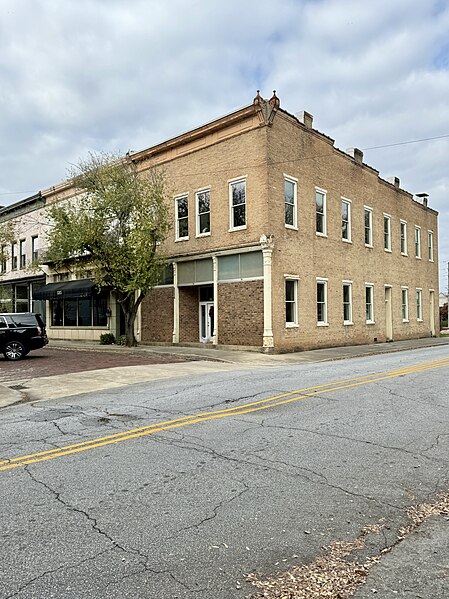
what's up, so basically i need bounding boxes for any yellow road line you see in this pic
[1,355,449,472]
[2,356,446,466]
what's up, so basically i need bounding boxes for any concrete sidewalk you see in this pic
[1,336,449,408]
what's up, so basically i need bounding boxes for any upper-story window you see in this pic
[427,230,434,262]
[284,176,297,228]
[400,221,407,255]
[0,245,6,274]
[11,243,17,271]
[364,207,373,247]
[229,178,246,230]
[31,236,39,261]
[415,226,421,258]
[383,214,391,251]
[315,188,327,236]
[175,195,189,240]
[196,189,211,236]
[19,239,26,269]
[341,198,351,242]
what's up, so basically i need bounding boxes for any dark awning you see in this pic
[33,279,96,300]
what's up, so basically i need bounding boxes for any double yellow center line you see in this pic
[2,355,449,472]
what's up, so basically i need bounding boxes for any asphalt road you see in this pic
[1,346,449,598]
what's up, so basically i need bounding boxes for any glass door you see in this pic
[199,301,214,342]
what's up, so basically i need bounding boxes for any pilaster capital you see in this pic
[260,234,274,251]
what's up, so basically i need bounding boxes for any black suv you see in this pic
[0,313,48,360]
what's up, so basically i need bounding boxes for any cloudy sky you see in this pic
[1,0,448,289]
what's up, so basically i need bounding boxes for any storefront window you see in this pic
[15,284,30,312]
[64,299,77,326]
[50,292,108,327]
[52,299,64,326]
[93,295,107,326]
[0,284,13,312]
[78,298,92,326]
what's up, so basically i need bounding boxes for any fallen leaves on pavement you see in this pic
[247,491,449,598]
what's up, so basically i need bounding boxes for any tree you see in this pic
[45,152,171,346]
[0,221,15,270]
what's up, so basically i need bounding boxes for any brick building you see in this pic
[0,193,47,317]
[0,92,439,350]
[135,91,439,350]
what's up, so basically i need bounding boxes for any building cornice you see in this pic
[0,192,45,221]
[129,103,263,165]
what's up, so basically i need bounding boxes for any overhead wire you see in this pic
[1,132,449,199]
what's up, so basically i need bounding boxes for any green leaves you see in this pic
[44,152,171,345]
[0,221,15,271]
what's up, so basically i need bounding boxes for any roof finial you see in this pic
[253,90,263,106]
[268,90,280,109]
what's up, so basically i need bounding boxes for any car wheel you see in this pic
[3,341,27,361]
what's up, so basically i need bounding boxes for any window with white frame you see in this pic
[401,287,409,321]
[316,279,328,324]
[11,243,17,271]
[343,282,352,324]
[196,189,210,236]
[364,207,373,246]
[19,239,26,269]
[341,199,351,242]
[175,195,189,240]
[229,178,246,230]
[365,284,374,323]
[315,189,326,235]
[427,231,434,261]
[31,236,39,261]
[285,278,298,326]
[400,221,407,255]
[415,226,421,258]
[416,288,423,321]
[284,176,297,228]
[383,214,391,251]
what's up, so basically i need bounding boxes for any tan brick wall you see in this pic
[217,280,264,346]
[266,113,439,350]
[140,287,174,343]
[179,287,199,342]
[139,122,270,259]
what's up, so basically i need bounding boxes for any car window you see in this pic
[0,317,7,328]
[10,314,37,327]
[35,314,45,329]
[4,315,16,327]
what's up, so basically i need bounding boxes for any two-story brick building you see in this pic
[0,193,47,316]
[134,92,439,350]
[0,92,439,350]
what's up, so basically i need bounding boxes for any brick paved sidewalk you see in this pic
[0,346,199,384]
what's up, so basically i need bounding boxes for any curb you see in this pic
[1,337,449,409]
[0,386,23,408]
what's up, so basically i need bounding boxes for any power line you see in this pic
[1,133,449,198]
[362,134,449,151]
[0,190,37,195]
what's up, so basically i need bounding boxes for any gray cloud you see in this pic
[0,0,448,287]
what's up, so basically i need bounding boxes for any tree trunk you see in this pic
[118,291,145,347]
[124,312,137,347]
